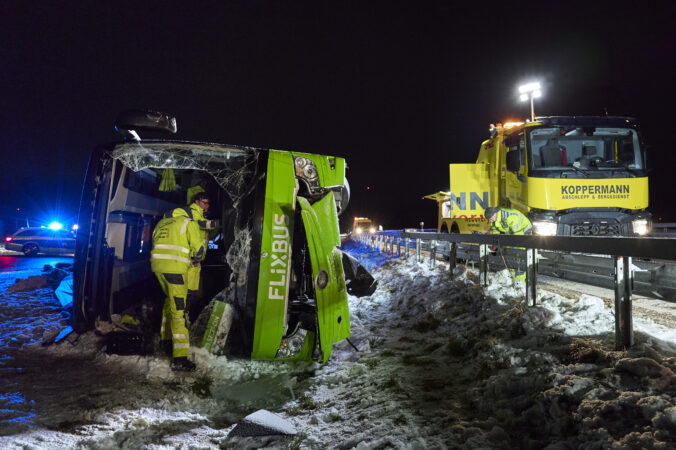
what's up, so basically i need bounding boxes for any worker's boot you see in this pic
[171,357,197,372]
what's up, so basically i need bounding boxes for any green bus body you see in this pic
[74,141,355,363]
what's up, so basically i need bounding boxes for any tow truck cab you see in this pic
[352,217,375,235]
[73,111,366,363]
[433,116,651,236]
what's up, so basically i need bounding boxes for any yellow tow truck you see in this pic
[426,116,651,236]
[352,217,376,235]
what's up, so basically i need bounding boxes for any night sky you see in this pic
[1,1,674,233]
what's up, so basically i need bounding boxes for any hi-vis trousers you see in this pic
[155,272,190,358]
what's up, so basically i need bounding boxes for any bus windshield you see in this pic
[528,126,644,175]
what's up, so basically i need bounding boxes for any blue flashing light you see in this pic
[48,222,63,231]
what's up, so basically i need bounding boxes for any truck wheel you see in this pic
[22,244,39,256]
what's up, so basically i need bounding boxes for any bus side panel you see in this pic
[298,193,349,364]
[73,146,113,332]
[250,150,297,360]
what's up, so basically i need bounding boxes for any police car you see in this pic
[4,228,76,256]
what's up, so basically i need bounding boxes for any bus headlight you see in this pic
[355,227,363,234]
[293,156,321,192]
[533,220,557,236]
[632,219,649,236]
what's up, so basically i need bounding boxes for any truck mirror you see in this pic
[506,150,521,172]
[643,146,652,172]
[115,110,177,136]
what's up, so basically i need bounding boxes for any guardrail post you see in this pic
[405,237,410,259]
[397,237,401,257]
[525,248,538,306]
[479,244,488,286]
[614,256,634,350]
[429,240,437,269]
[416,238,421,263]
[449,242,457,274]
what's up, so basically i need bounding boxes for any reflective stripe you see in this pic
[197,219,216,229]
[151,253,191,264]
[173,343,190,349]
[154,244,190,254]
[173,334,188,339]
[180,218,190,234]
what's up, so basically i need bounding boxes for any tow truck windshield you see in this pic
[527,126,645,178]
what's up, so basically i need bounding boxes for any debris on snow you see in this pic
[228,409,296,436]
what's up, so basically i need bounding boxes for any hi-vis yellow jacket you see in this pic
[189,203,218,250]
[491,208,532,235]
[151,207,205,274]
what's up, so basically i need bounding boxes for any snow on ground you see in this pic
[1,243,675,449]
[0,243,21,256]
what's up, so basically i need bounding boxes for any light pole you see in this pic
[519,82,542,121]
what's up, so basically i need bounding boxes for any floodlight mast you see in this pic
[519,82,542,121]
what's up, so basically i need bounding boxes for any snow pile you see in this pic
[0,244,21,256]
[278,243,676,449]
[1,243,675,448]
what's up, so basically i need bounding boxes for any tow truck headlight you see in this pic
[533,220,557,236]
[355,227,362,234]
[632,219,649,236]
[369,227,376,233]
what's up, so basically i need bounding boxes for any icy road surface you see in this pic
[1,242,675,449]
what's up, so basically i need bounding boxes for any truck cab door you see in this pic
[504,132,529,211]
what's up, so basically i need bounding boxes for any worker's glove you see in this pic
[202,219,221,229]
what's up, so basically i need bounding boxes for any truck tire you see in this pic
[22,243,39,256]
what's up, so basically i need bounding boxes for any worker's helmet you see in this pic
[484,207,499,220]
[193,191,210,203]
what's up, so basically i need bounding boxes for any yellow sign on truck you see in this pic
[427,116,651,236]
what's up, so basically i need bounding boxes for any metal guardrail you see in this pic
[355,231,676,350]
[653,222,676,237]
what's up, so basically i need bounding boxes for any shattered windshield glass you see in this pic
[110,141,261,207]
[110,141,262,288]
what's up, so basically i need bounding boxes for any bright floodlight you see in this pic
[518,81,542,120]
[48,222,63,230]
[519,82,541,94]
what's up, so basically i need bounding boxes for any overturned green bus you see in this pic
[73,111,375,363]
